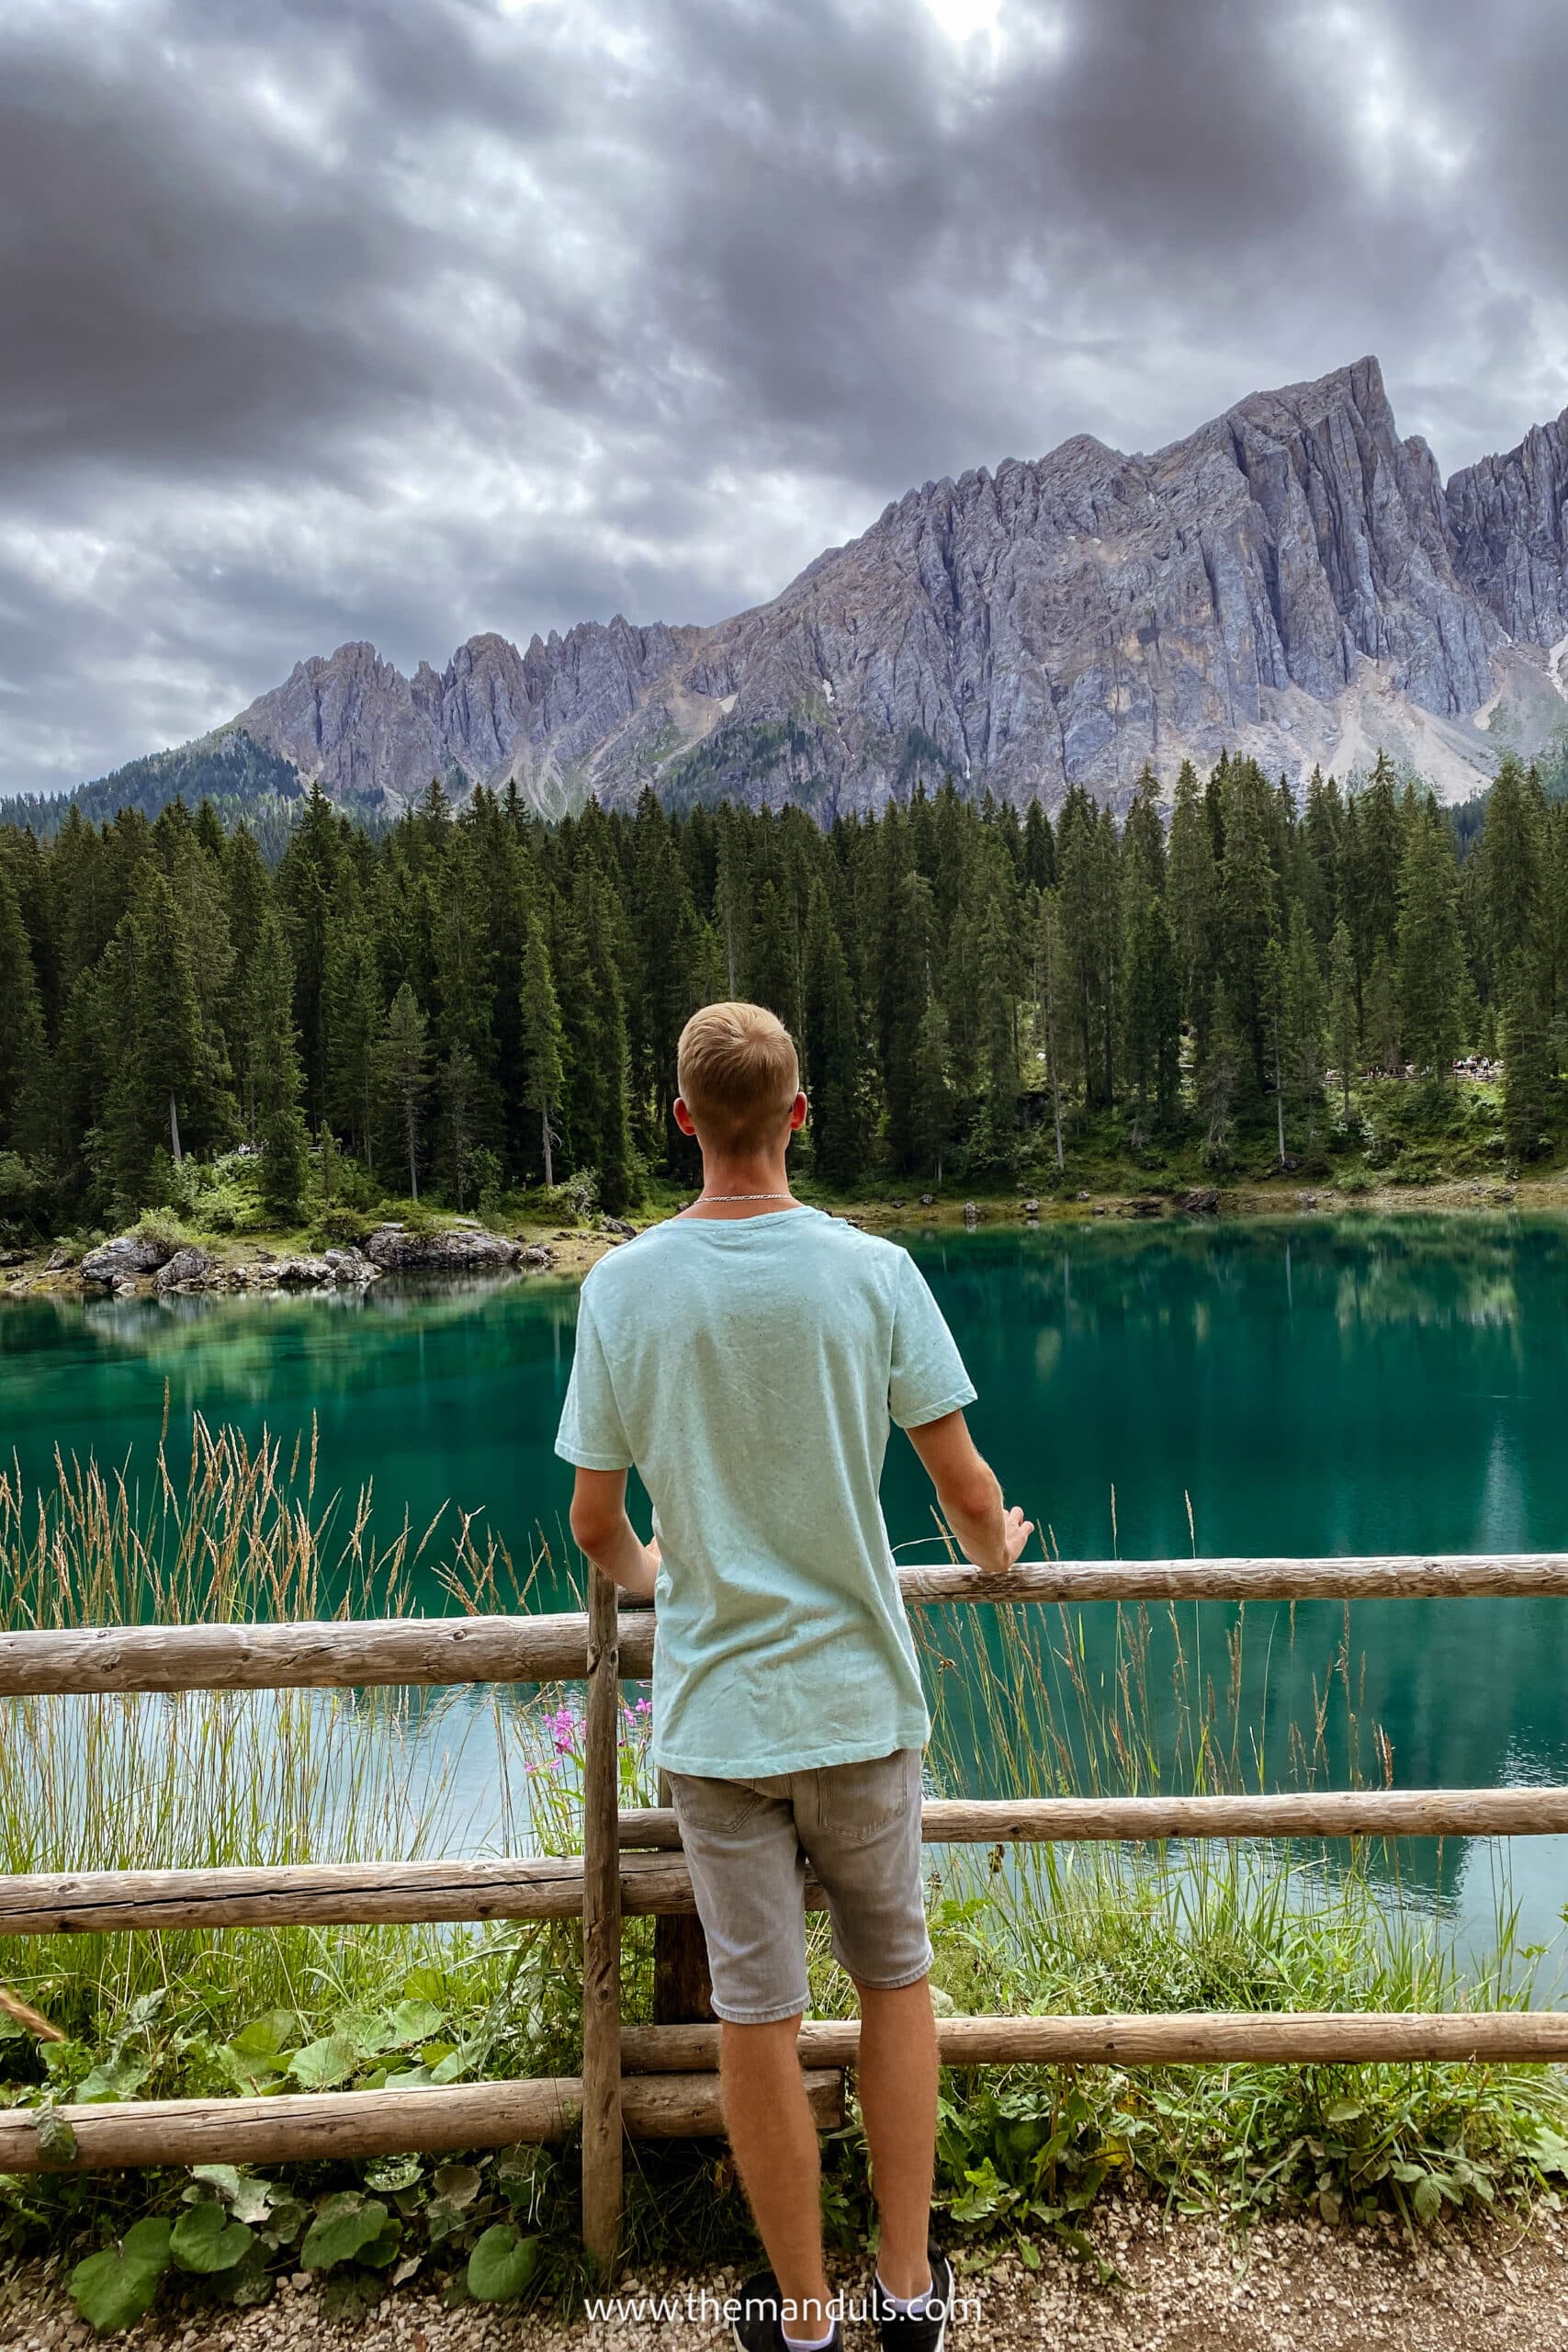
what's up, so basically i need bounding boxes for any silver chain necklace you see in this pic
[696,1192,797,1204]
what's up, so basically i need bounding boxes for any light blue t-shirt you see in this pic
[553,1206,976,1777]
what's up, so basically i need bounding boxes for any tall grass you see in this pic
[0,1404,531,1630]
[0,1416,564,2031]
[903,1594,1568,2232]
[0,1419,1563,2265]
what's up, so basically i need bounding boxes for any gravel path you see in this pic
[4,2199,1567,2351]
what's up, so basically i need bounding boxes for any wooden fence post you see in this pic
[581,1568,622,2273]
[654,1770,713,2024]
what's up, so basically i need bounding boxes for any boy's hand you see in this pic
[964,1504,1032,1572]
[998,1505,1033,1570]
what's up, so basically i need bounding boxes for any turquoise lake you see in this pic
[3,1215,1567,1963]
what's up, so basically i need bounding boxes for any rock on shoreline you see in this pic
[364,1223,524,1272]
[68,1222,553,1298]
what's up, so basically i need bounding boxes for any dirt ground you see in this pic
[4,2199,1566,2352]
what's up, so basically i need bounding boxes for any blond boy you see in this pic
[558,1001,1030,2352]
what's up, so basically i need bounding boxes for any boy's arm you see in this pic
[905,1408,1032,1575]
[569,1468,660,1602]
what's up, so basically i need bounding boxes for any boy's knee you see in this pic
[720,2010,806,2054]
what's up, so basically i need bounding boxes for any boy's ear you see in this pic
[789,1091,808,1132]
[672,1095,698,1137]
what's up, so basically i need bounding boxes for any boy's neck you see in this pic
[684,1150,800,1220]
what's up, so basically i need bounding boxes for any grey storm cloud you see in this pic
[2,0,1566,795]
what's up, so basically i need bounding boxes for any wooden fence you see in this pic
[3,1553,1568,2272]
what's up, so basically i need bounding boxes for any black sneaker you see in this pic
[872,2241,955,2352]
[731,2267,842,2352]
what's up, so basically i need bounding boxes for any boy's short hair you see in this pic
[677,1001,800,1153]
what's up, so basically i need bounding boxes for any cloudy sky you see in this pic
[4,0,1566,797]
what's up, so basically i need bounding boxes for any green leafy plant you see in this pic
[467,2222,540,2301]
[299,2190,400,2271]
[70,2219,173,2332]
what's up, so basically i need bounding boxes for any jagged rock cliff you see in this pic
[1445,415,1568,651]
[235,619,701,817]
[227,357,1568,816]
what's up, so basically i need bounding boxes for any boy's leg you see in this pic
[795,1750,938,2299]
[665,1770,833,2338]
[852,1975,939,2299]
[720,2014,833,2336]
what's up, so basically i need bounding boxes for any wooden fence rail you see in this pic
[5,1788,1566,1938]
[4,1557,1568,2274]
[5,1553,1568,1698]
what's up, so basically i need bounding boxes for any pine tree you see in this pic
[1167,759,1217,1033]
[378,982,430,1201]
[1364,945,1400,1076]
[559,863,637,1214]
[322,888,384,1167]
[1218,761,1280,1089]
[220,828,272,1132]
[714,819,752,997]
[1021,799,1055,890]
[276,784,344,1125]
[1395,801,1466,1076]
[155,798,235,1029]
[1481,755,1543,983]
[439,1045,480,1209]
[432,821,500,1167]
[519,914,565,1188]
[1032,889,1067,1172]
[883,869,937,1167]
[1343,757,1404,1005]
[1123,885,1180,1125]
[247,904,310,1219]
[1327,920,1359,1124]
[971,892,1021,1174]
[1122,767,1167,896]
[1261,935,1290,1166]
[1198,980,1246,1168]
[1301,768,1344,947]
[1501,956,1555,1159]
[802,883,866,1187]
[0,864,51,1162]
[1282,902,1326,1135]
[744,878,803,1039]
[625,792,709,1172]
[910,998,953,1182]
[1056,786,1119,1108]
[101,869,235,1210]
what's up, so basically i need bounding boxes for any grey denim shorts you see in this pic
[664,1747,932,2024]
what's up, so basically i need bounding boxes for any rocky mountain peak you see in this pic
[224,358,1568,820]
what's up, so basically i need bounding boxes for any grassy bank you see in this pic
[1,1430,1566,2330]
